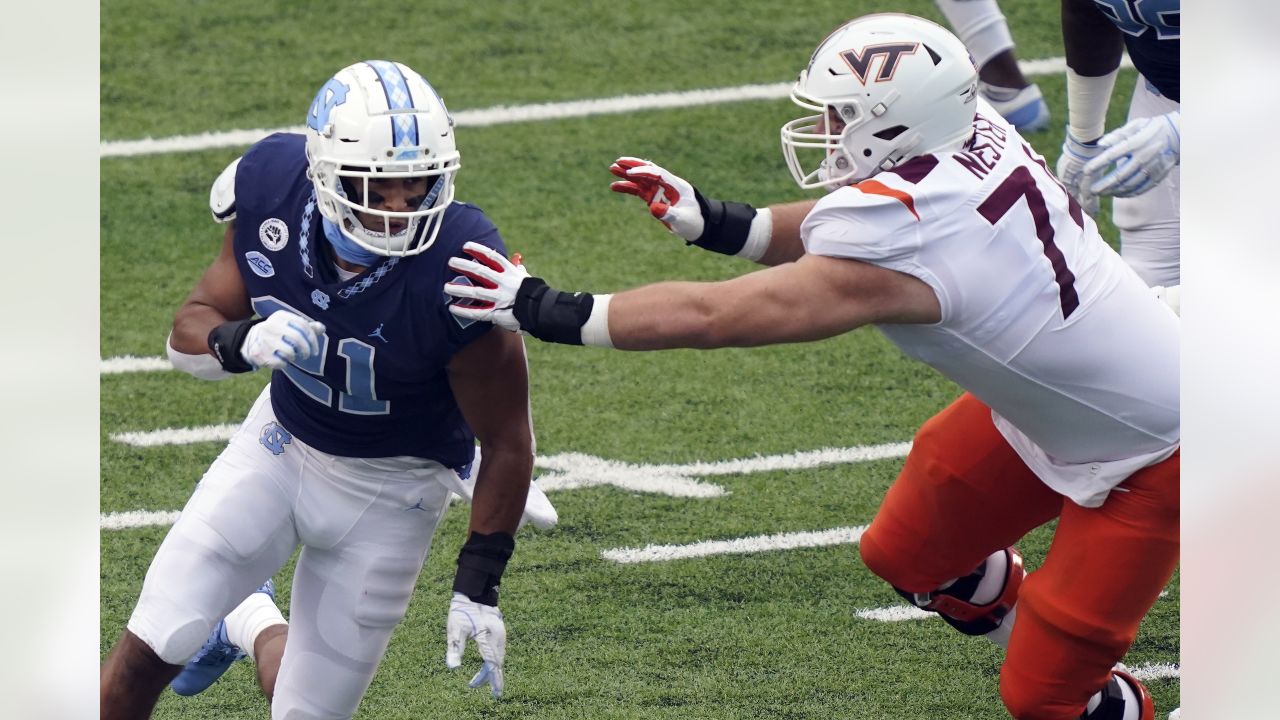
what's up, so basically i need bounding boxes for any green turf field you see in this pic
[101,1,1178,717]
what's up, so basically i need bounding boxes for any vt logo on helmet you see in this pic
[781,13,978,190]
[304,60,461,259]
[840,42,920,84]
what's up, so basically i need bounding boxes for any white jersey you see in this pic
[801,101,1179,507]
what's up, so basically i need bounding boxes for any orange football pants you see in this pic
[859,393,1179,720]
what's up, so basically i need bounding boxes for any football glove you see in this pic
[609,157,761,257]
[445,592,507,698]
[240,310,326,371]
[1056,132,1102,216]
[1084,111,1180,198]
[445,243,529,332]
[609,157,706,241]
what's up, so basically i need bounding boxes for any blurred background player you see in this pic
[1056,0,1180,287]
[935,0,1050,132]
[445,14,1177,720]
[100,60,541,719]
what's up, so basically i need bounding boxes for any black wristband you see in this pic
[207,318,264,373]
[691,188,758,256]
[512,276,595,345]
[452,531,515,606]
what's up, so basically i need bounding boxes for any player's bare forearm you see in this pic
[756,199,819,266]
[448,327,534,534]
[171,224,253,355]
[1061,0,1124,75]
[468,443,533,534]
[606,254,939,351]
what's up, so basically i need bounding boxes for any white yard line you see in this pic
[100,56,1133,159]
[102,440,909,527]
[601,525,866,564]
[110,423,240,448]
[101,356,173,374]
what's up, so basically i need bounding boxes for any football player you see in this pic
[100,60,542,719]
[934,0,1051,132]
[445,15,1177,720]
[1056,0,1180,287]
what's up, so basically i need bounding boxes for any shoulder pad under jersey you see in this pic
[209,156,242,224]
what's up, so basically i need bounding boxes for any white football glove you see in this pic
[241,310,326,370]
[1084,111,1180,198]
[445,592,507,698]
[1056,132,1103,216]
[445,243,529,332]
[609,157,705,242]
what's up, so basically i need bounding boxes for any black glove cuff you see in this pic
[512,276,595,346]
[207,318,264,373]
[453,531,515,607]
[691,188,757,256]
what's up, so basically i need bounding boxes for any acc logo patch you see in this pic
[245,251,275,278]
[259,218,289,251]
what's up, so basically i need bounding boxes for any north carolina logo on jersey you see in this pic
[245,251,275,278]
[259,421,292,455]
[259,218,290,251]
[840,42,919,85]
[311,289,331,310]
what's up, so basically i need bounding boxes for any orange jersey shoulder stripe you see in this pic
[853,179,919,221]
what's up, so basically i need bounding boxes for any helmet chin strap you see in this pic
[322,218,382,267]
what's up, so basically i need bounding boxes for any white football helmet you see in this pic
[304,60,460,257]
[781,13,978,189]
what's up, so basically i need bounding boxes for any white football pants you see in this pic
[1114,76,1181,287]
[127,385,456,719]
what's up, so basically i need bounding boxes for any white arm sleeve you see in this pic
[210,156,241,224]
[166,332,232,381]
[1066,67,1119,141]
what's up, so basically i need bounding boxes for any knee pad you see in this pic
[895,547,1023,636]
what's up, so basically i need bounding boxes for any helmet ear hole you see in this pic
[872,125,909,141]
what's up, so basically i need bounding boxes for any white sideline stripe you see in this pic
[99,55,1134,159]
[601,525,866,564]
[101,356,173,374]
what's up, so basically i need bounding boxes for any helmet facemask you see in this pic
[781,81,924,190]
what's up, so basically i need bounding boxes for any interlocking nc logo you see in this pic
[840,42,920,85]
[260,421,292,456]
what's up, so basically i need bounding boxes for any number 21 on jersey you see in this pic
[251,296,390,415]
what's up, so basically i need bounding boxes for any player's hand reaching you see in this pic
[1056,132,1102,216]
[445,243,529,332]
[1084,110,1180,198]
[241,310,326,370]
[445,592,507,698]
[609,157,707,242]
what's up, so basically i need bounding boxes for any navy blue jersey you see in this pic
[1091,0,1179,101]
[230,133,500,466]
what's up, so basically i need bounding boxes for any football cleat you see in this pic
[899,547,1025,636]
[170,578,275,697]
[979,82,1051,133]
[1083,666,1156,720]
